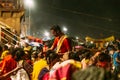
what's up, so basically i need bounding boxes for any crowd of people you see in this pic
[0,25,120,80]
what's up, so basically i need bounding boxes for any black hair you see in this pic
[32,51,38,59]
[14,48,25,61]
[69,52,80,61]
[84,51,92,59]
[50,25,62,33]
[3,45,8,50]
[97,52,111,62]
[46,50,60,64]
[0,46,2,51]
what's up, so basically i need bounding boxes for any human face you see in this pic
[38,52,43,58]
[50,30,58,37]
[62,52,69,61]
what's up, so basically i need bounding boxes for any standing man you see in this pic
[49,25,71,55]
[113,47,120,80]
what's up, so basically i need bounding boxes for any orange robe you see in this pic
[0,55,17,80]
[52,37,71,54]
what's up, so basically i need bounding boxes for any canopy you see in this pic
[29,42,43,47]
[85,36,115,42]
[27,36,42,43]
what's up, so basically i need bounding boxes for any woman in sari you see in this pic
[39,51,81,80]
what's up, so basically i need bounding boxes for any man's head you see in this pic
[3,45,8,50]
[46,50,60,67]
[50,25,62,37]
[14,48,25,61]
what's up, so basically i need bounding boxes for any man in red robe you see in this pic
[49,25,71,55]
[0,52,17,80]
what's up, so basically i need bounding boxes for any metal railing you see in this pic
[0,21,20,39]
[1,35,8,42]
[0,24,20,45]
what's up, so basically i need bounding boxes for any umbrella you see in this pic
[29,42,43,47]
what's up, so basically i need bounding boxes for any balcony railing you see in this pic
[0,21,20,45]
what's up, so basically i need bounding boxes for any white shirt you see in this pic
[11,68,30,80]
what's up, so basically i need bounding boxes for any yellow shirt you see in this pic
[69,59,82,69]
[1,50,9,59]
[24,46,32,51]
[32,59,48,80]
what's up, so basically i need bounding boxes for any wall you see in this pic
[0,11,24,34]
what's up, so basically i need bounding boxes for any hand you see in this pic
[13,65,23,73]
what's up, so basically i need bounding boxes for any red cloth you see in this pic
[56,64,71,80]
[97,61,108,69]
[42,72,49,80]
[43,45,48,53]
[41,60,81,80]
[35,38,42,43]
[1,32,4,37]
[1,55,17,80]
[52,37,71,53]
[42,64,71,80]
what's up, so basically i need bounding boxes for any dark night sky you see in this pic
[29,0,120,39]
